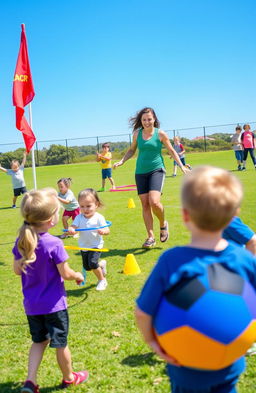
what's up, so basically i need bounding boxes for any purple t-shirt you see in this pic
[13,232,69,315]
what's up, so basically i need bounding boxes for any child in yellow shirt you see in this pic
[96,143,116,191]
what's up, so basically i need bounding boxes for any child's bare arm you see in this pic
[13,259,22,275]
[57,261,84,283]
[0,164,7,173]
[97,227,110,235]
[21,151,27,167]
[57,196,71,205]
[135,306,181,366]
[67,225,78,235]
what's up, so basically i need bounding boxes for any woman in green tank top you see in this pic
[114,107,188,248]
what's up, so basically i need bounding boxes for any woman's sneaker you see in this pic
[99,260,107,276]
[60,370,89,389]
[21,380,40,393]
[96,279,108,291]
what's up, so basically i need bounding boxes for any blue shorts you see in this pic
[26,309,69,348]
[234,151,243,161]
[174,157,186,166]
[13,186,27,197]
[81,250,101,270]
[102,168,112,179]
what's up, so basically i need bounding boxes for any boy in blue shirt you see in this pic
[136,166,256,393]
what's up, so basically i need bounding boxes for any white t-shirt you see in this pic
[72,212,106,249]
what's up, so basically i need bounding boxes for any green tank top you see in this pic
[135,128,165,174]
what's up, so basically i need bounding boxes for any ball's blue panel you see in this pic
[154,297,188,335]
[187,291,252,344]
[208,264,244,295]
[242,280,256,317]
[165,277,206,310]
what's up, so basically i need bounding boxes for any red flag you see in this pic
[13,24,36,153]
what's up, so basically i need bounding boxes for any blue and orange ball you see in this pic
[153,263,256,370]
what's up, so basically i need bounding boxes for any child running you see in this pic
[172,136,186,177]
[0,151,27,208]
[136,166,256,393]
[96,142,116,191]
[13,188,88,393]
[231,126,243,170]
[57,177,80,239]
[68,188,109,291]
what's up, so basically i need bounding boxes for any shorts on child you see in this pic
[174,157,186,166]
[13,186,27,197]
[81,250,101,270]
[234,150,244,161]
[170,375,239,393]
[135,168,166,195]
[102,168,112,179]
[63,207,80,219]
[26,309,69,348]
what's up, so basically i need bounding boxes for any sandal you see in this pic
[142,238,156,248]
[160,221,169,243]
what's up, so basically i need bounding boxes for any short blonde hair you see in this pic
[17,188,60,271]
[181,166,243,231]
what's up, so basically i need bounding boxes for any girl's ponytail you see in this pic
[17,189,60,272]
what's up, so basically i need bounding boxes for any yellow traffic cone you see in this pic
[123,254,141,275]
[128,198,135,208]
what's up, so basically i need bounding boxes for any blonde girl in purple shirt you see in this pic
[13,188,88,393]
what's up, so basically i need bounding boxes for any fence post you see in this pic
[96,137,100,152]
[65,139,69,164]
[203,127,207,152]
[173,130,176,139]
[129,134,132,147]
[35,141,39,166]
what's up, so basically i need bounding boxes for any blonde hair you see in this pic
[181,166,243,231]
[17,188,60,272]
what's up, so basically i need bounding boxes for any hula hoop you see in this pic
[63,220,112,232]
[110,188,137,192]
[64,246,109,252]
[116,184,136,188]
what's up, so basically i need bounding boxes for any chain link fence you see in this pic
[0,122,256,166]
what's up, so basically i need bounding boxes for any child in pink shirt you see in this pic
[241,124,256,170]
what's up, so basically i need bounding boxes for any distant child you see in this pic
[57,177,80,239]
[0,151,27,207]
[231,126,243,170]
[96,142,116,191]
[135,166,256,393]
[172,136,186,177]
[241,123,256,170]
[68,188,109,291]
[12,188,88,393]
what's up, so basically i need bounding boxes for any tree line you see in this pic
[0,133,234,167]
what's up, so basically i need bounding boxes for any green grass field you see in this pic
[1,150,256,392]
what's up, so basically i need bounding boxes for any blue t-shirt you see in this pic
[223,216,254,245]
[136,243,256,389]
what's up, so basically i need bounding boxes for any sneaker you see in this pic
[96,279,108,291]
[60,370,89,389]
[99,259,107,276]
[12,204,16,208]
[246,342,256,356]
[73,233,79,239]
[241,167,246,171]
[59,234,67,239]
[238,165,242,171]
[97,187,105,192]
[21,380,40,393]
[142,238,156,248]
[171,174,176,177]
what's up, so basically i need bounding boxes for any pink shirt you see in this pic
[241,131,255,149]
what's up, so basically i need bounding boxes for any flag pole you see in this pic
[28,103,37,189]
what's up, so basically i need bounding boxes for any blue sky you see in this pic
[0,0,255,148]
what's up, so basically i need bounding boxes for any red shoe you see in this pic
[21,380,40,393]
[60,370,89,389]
